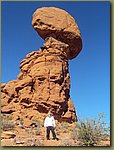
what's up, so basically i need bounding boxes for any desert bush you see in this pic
[34,130,41,135]
[1,114,15,131]
[1,122,15,131]
[71,127,79,141]
[71,113,110,146]
[26,128,41,136]
[26,138,43,146]
[26,138,36,146]
[26,120,43,136]
[60,122,69,133]
[35,139,44,146]
[60,139,72,146]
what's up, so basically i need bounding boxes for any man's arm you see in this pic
[44,117,48,127]
[52,117,55,127]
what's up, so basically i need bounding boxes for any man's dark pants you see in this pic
[46,126,56,140]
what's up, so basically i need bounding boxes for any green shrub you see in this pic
[71,113,110,146]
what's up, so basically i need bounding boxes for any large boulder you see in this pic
[32,7,82,59]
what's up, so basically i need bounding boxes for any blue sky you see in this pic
[2,1,110,125]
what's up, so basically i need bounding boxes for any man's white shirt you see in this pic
[44,116,55,127]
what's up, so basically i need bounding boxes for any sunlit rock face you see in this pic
[1,7,82,125]
[32,7,82,60]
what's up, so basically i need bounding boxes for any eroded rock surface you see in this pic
[1,7,82,126]
[32,7,82,60]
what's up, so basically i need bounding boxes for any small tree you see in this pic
[72,113,110,146]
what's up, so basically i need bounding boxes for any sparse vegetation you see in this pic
[71,113,110,146]
[1,113,110,146]
[60,139,72,146]
[1,114,15,131]
[59,122,69,133]
[26,138,44,146]
[26,119,43,136]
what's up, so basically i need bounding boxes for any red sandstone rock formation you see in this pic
[32,7,82,60]
[1,7,82,125]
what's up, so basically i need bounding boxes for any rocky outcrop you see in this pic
[1,132,16,139]
[1,7,82,125]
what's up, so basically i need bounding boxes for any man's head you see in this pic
[48,111,53,117]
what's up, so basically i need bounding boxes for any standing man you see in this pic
[44,111,58,140]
